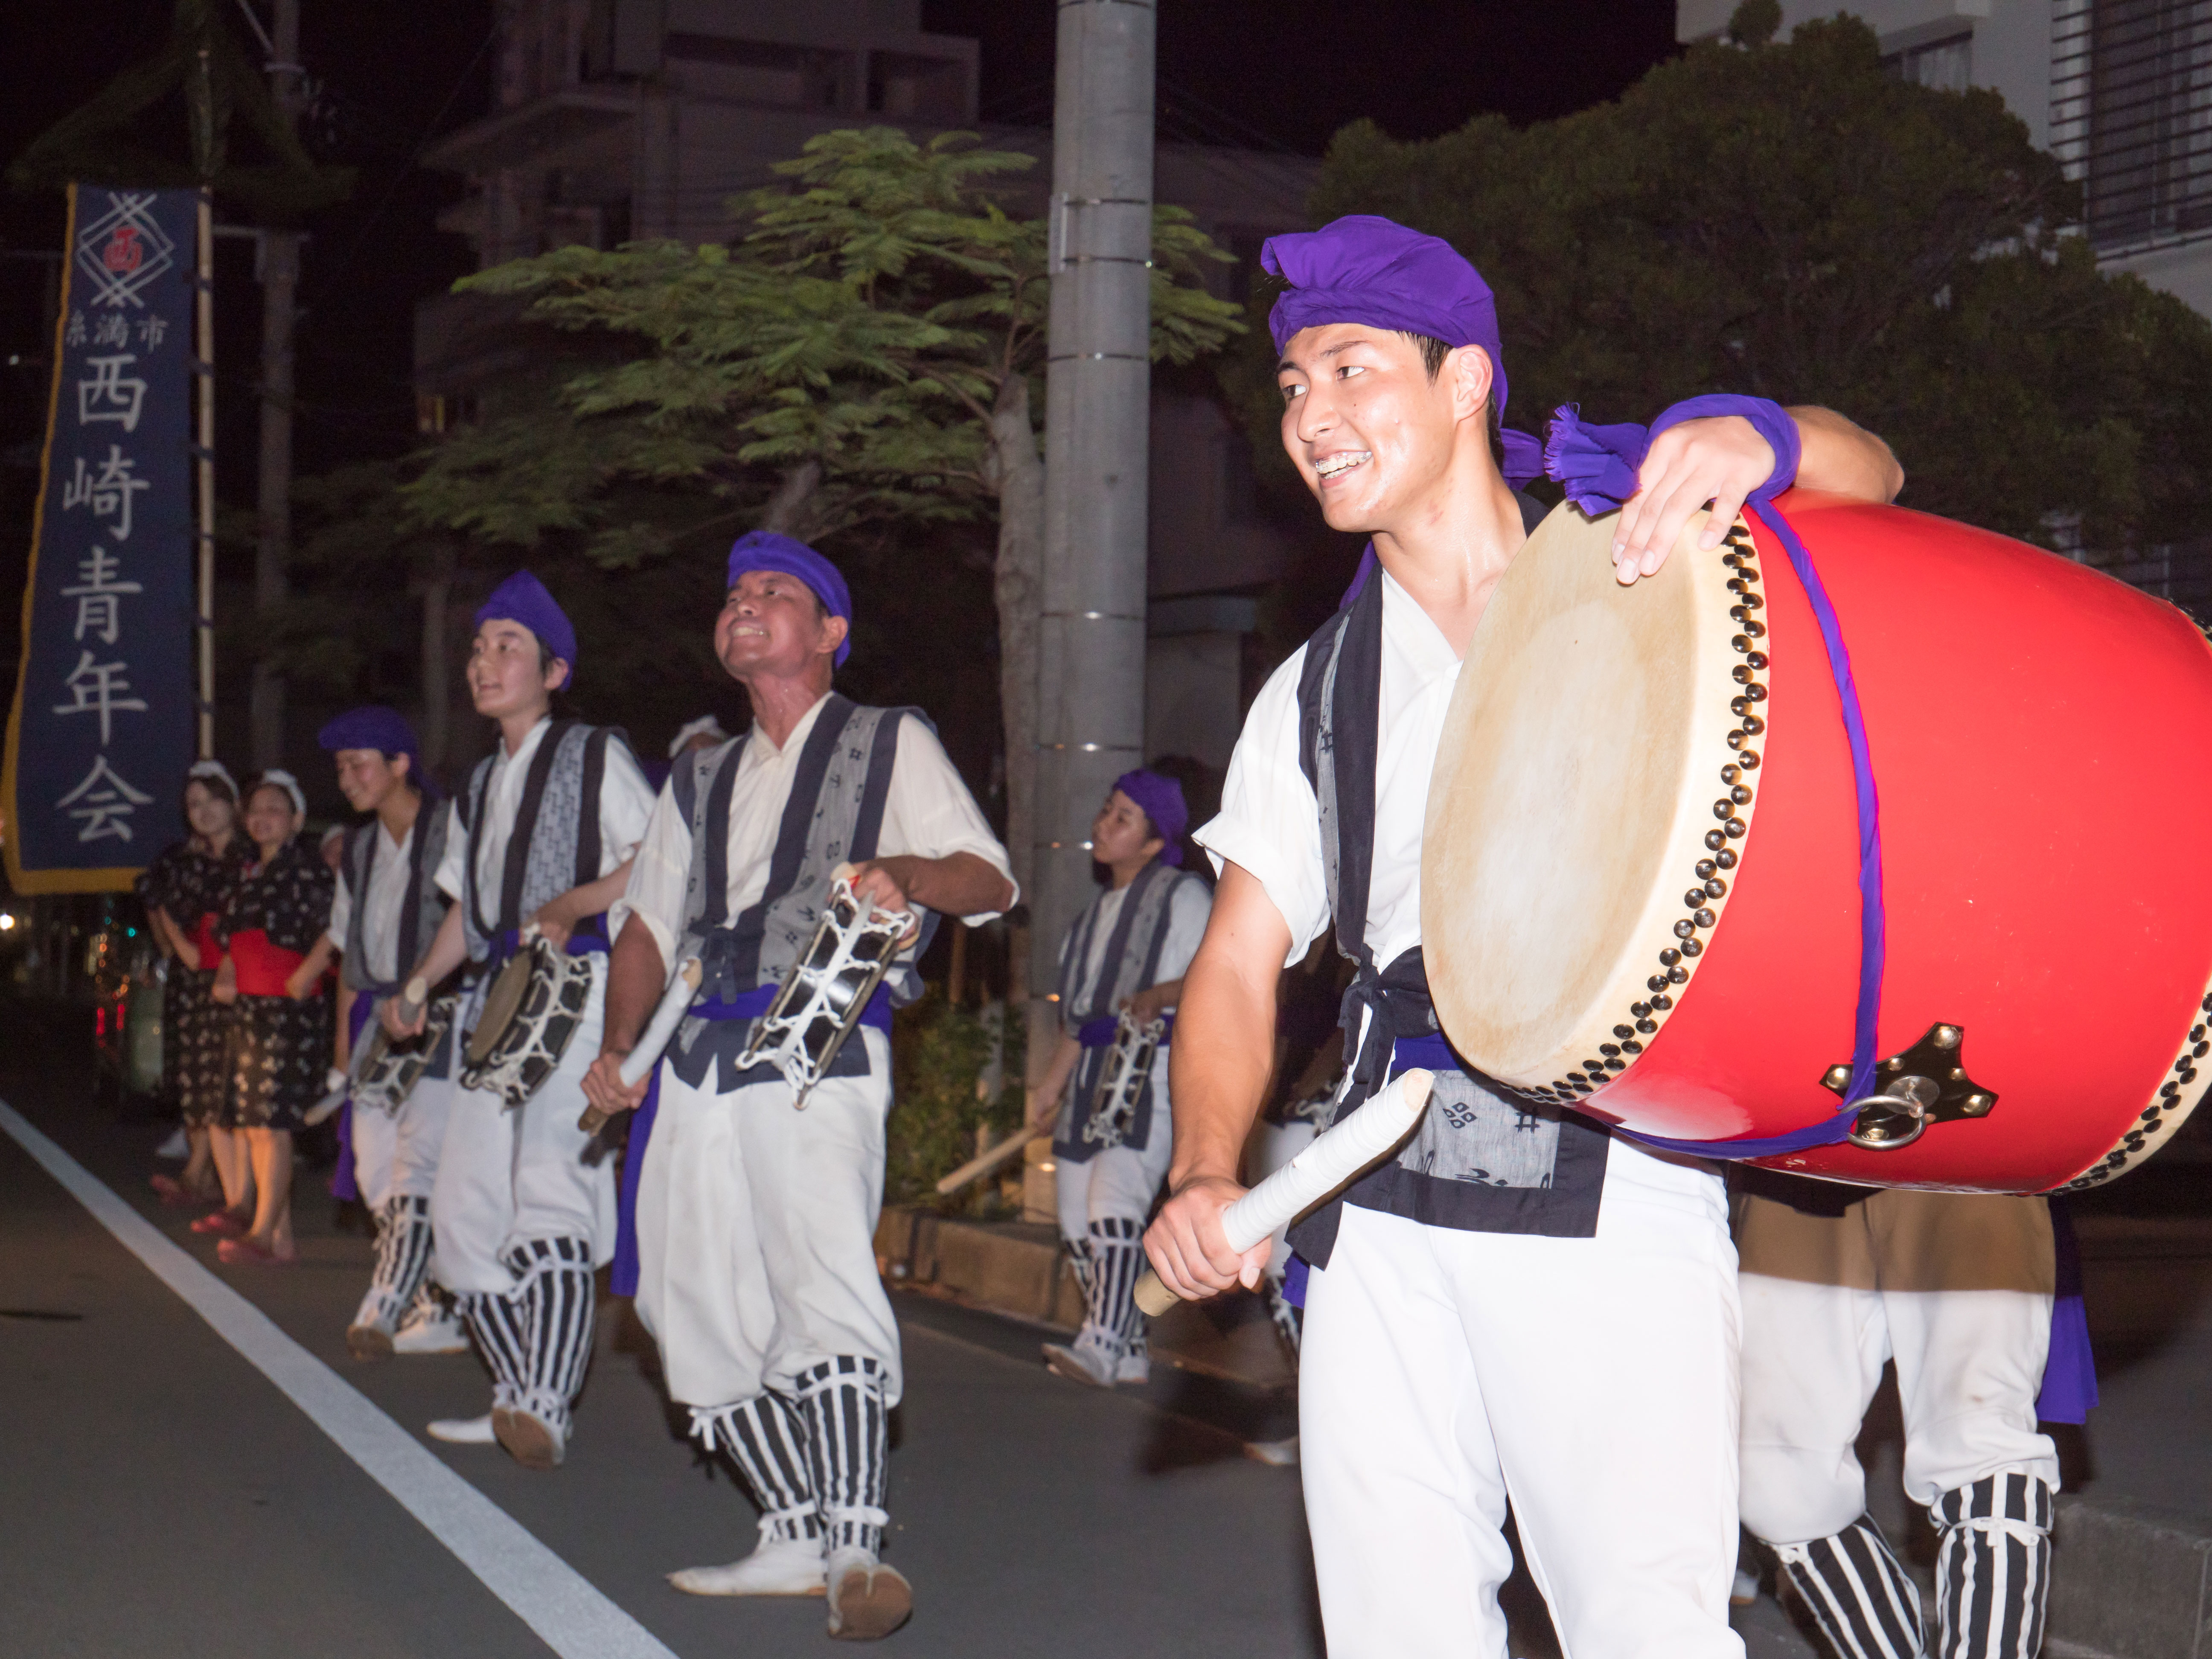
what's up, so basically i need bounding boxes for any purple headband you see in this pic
[318,704,437,799]
[475,570,578,687]
[728,530,853,667]
[1112,768,1187,867]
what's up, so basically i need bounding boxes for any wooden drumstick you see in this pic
[933,1121,1050,1196]
[396,975,429,1028]
[579,957,703,1135]
[1132,1069,1434,1318]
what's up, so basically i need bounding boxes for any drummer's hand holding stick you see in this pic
[384,905,468,1040]
[1143,866,1294,1305]
[581,916,675,1132]
[847,853,1016,945]
[1611,405,1903,586]
[529,857,636,954]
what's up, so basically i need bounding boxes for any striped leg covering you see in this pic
[457,1289,529,1414]
[1085,1217,1146,1356]
[691,1395,824,1545]
[359,1195,436,1330]
[1771,1514,1926,1659]
[796,1356,892,1558]
[501,1236,597,1436]
[1930,1472,2055,1659]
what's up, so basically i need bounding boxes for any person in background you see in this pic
[143,761,254,1217]
[209,771,333,1266]
[1027,771,1210,1388]
[319,824,346,874]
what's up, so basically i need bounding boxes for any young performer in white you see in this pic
[310,706,467,1359]
[1734,1175,2072,1659]
[582,532,1015,1642]
[386,571,654,1469]
[1027,771,1209,1388]
[1142,215,1904,1659]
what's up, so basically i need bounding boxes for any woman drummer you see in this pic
[208,771,333,1265]
[141,761,255,1219]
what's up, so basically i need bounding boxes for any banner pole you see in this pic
[194,186,215,761]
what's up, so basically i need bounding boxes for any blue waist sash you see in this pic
[1076,1011,1175,1047]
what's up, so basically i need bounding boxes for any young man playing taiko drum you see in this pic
[1141,214,1903,1658]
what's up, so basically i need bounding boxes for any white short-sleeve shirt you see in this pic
[1195,569,1461,969]
[433,715,654,908]
[613,693,1016,967]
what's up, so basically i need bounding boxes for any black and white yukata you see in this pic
[1735,1174,2062,1659]
[1199,507,1744,1659]
[429,716,653,1442]
[614,691,1012,1568]
[1049,859,1209,1377]
[329,801,458,1336]
[215,840,335,1132]
[139,838,251,1127]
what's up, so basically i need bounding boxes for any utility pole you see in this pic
[1030,2,1156,1093]
[249,0,305,770]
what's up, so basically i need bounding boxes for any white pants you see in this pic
[1054,1056,1173,1242]
[428,968,617,1296]
[352,1072,455,1213]
[1737,1190,2058,1545]
[1300,1143,1744,1659]
[634,1028,900,1409]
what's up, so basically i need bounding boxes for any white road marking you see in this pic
[0,1099,678,1659]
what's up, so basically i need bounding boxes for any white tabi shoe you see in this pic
[826,1547,913,1641]
[493,1405,566,1470]
[1115,1347,1149,1385]
[1731,1566,1760,1607]
[391,1309,471,1355]
[668,1529,829,1598]
[1041,1336,1117,1388]
[427,1413,498,1445]
[1243,1435,1301,1467]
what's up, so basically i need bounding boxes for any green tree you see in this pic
[405,128,1245,990]
[1298,17,2212,552]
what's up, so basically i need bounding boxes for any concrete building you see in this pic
[1677,0,2212,317]
[414,0,1317,774]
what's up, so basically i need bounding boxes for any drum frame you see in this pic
[736,875,911,1106]
[1080,1011,1165,1151]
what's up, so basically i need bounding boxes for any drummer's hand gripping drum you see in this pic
[736,867,915,1106]
[1081,1010,1167,1151]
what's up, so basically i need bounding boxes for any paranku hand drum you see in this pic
[1423,492,2212,1193]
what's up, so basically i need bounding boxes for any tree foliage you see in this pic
[1300,17,2212,550]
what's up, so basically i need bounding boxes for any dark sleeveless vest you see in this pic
[1286,492,1610,1268]
[338,800,450,992]
[453,719,632,964]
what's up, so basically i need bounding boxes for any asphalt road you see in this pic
[0,1013,1844,1659]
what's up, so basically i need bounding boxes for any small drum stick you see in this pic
[579,957,703,1135]
[933,1121,1050,1196]
[1132,1069,1434,1318]
[396,975,429,1028]
[303,1067,352,1128]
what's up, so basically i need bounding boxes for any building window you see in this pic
[1886,32,1974,92]
[2053,0,2212,253]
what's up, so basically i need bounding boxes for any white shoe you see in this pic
[826,1546,913,1640]
[493,1404,565,1470]
[392,1311,471,1355]
[669,1532,829,1598]
[1041,1338,1116,1388]
[155,1127,189,1160]
[1115,1347,1149,1385]
[1243,1435,1300,1467]
[1731,1566,1759,1606]
[427,1413,498,1444]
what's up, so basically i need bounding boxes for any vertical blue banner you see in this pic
[4,185,198,893]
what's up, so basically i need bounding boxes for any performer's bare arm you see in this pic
[334,985,356,1070]
[153,905,198,970]
[582,916,668,1117]
[384,905,467,1038]
[1146,864,1291,1299]
[286,936,336,1001]
[1612,405,1904,582]
[849,852,1015,921]
[531,858,636,952]
[1028,1031,1084,1126]
[1125,978,1184,1023]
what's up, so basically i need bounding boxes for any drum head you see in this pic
[468,949,536,1068]
[1423,502,1754,1088]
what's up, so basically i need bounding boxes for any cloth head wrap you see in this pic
[727,531,853,667]
[475,570,578,688]
[316,704,437,799]
[185,758,239,803]
[319,824,346,852]
[1112,769,1188,867]
[250,769,308,820]
[667,714,730,757]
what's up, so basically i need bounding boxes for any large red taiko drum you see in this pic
[1423,491,2212,1193]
